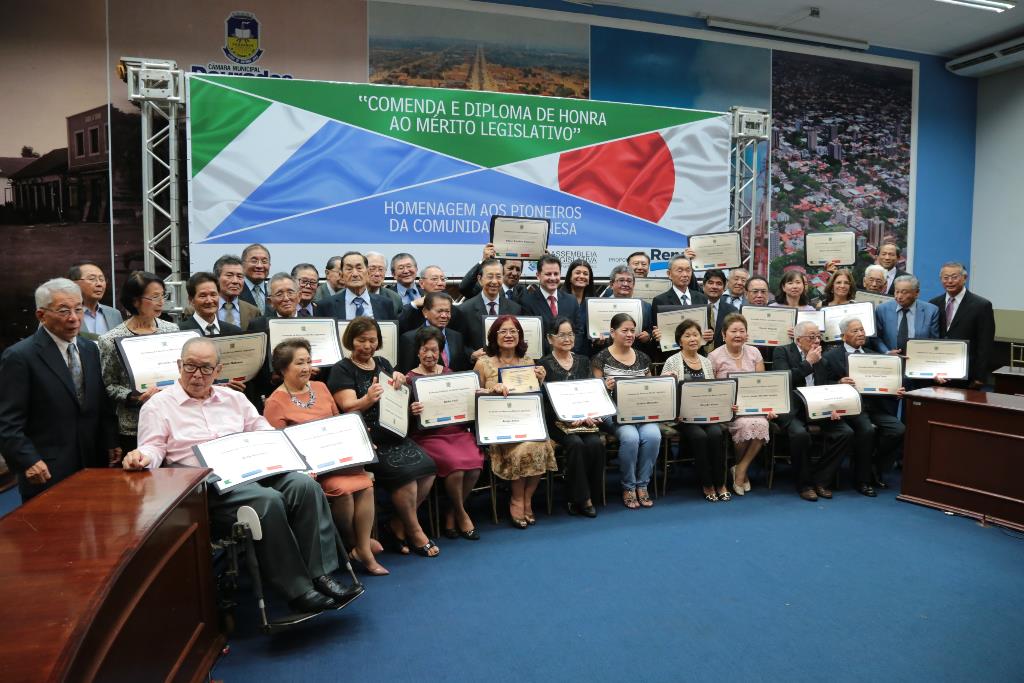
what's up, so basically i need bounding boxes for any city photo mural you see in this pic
[765,51,913,292]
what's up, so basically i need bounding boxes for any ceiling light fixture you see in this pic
[705,17,869,50]
[934,0,1016,11]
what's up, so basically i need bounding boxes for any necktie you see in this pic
[945,297,955,332]
[504,288,512,299]
[223,301,237,326]
[441,335,450,367]
[353,297,365,318]
[67,343,85,404]
[547,295,557,317]
[704,304,716,354]
[897,308,910,352]
[487,301,497,316]
[405,288,418,304]
[205,323,216,336]
[298,307,312,317]
[680,293,689,307]
[254,284,266,313]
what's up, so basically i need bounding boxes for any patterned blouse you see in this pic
[98,319,180,435]
[590,347,651,378]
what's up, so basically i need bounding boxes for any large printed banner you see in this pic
[187,75,730,275]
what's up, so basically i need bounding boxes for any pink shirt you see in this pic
[137,381,271,469]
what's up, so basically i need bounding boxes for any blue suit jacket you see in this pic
[872,299,940,353]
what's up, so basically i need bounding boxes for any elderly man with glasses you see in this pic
[67,261,122,338]
[772,320,854,501]
[0,278,119,501]
[121,337,360,615]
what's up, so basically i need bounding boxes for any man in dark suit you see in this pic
[458,243,525,300]
[319,252,397,321]
[651,255,709,347]
[929,262,995,389]
[398,265,465,334]
[178,272,244,337]
[291,263,322,317]
[773,321,853,501]
[0,278,119,501]
[366,252,403,314]
[238,243,272,315]
[516,254,584,354]
[397,292,469,373]
[873,275,939,354]
[822,316,906,495]
[701,268,738,352]
[456,258,522,365]
[876,243,906,296]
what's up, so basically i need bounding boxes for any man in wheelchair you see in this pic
[122,337,360,616]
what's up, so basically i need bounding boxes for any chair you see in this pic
[213,506,364,633]
[656,423,688,496]
[1011,342,1024,368]
[429,456,500,534]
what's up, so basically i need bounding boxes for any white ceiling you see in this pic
[573,0,1024,56]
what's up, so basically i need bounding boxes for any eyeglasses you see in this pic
[297,278,318,288]
[551,332,575,340]
[798,334,822,341]
[182,363,217,376]
[940,275,963,282]
[77,275,106,283]
[271,290,297,299]
[245,257,269,265]
[43,306,85,318]
[497,329,519,337]
[613,279,634,286]
[140,292,170,303]
[424,275,447,283]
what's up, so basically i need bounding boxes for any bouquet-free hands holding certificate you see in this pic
[493,364,546,395]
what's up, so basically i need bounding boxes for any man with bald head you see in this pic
[122,337,360,615]
[822,317,906,495]
[0,278,119,500]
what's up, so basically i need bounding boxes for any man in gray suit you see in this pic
[68,261,122,339]
[214,255,261,330]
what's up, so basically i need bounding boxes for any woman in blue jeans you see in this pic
[591,313,662,509]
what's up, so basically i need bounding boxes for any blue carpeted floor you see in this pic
[202,471,1024,683]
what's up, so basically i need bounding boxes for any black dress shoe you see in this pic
[857,484,877,498]
[289,589,337,614]
[314,575,362,602]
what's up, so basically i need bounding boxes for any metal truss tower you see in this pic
[120,57,186,309]
[729,107,771,272]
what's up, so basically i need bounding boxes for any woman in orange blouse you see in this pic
[264,339,387,576]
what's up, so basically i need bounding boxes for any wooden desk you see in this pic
[900,387,1024,531]
[992,365,1024,395]
[0,468,224,683]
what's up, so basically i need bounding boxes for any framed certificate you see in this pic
[212,333,267,383]
[544,378,616,421]
[614,375,677,424]
[796,383,863,420]
[475,394,549,445]
[336,320,398,367]
[484,315,544,360]
[377,371,410,437]
[848,354,903,395]
[742,306,796,346]
[657,305,708,352]
[905,339,969,380]
[498,364,541,394]
[632,277,669,304]
[822,302,876,342]
[282,413,378,475]
[796,309,826,333]
[411,371,480,428]
[730,370,791,416]
[852,290,895,307]
[191,429,308,493]
[688,231,742,270]
[586,297,643,339]
[115,330,201,392]
[268,318,342,367]
[805,231,855,267]
[490,215,550,260]
[678,379,736,424]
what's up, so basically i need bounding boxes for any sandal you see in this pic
[385,521,410,555]
[704,492,719,502]
[510,516,528,529]
[525,513,537,526]
[459,528,480,541]
[637,488,653,508]
[412,539,440,558]
[442,528,459,539]
[718,490,732,502]
[623,490,640,509]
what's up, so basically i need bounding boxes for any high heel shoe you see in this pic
[509,516,528,529]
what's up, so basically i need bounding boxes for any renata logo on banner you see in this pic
[190,11,292,79]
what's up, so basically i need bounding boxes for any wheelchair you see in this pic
[213,506,365,633]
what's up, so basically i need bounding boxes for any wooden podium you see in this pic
[900,387,1024,531]
[0,468,224,683]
